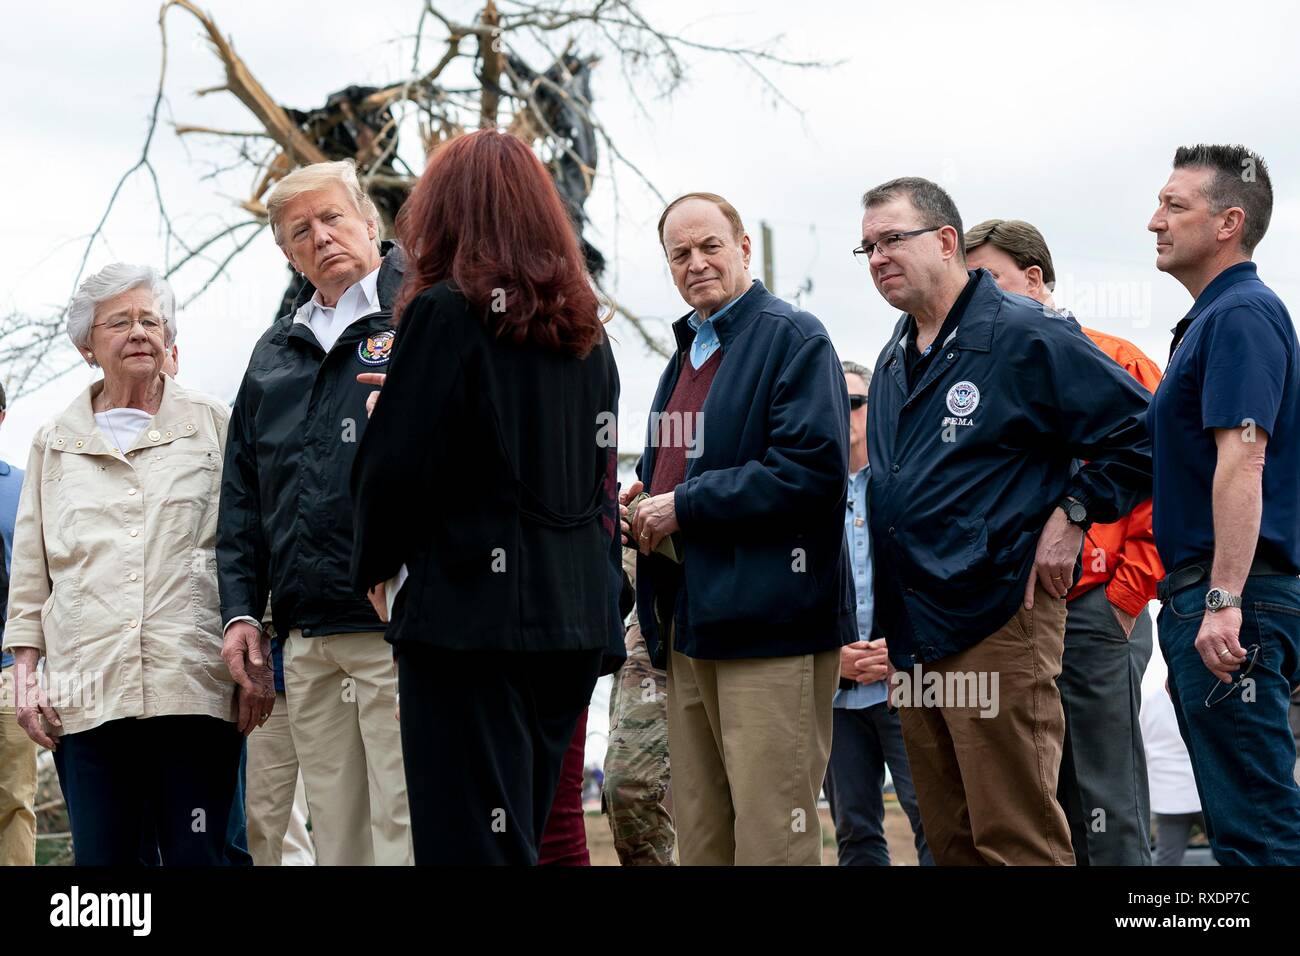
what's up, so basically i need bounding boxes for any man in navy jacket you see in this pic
[857,177,1153,865]
[625,192,854,865]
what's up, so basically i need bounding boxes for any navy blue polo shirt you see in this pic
[1149,262,1300,573]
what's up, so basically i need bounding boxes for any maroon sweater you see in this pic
[650,350,721,496]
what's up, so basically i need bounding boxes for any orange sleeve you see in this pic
[1104,343,1165,615]
[1105,496,1164,616]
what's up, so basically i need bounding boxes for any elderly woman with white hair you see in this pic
[1,263,272,865]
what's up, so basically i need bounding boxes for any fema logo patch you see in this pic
[357,330,394,366]
[945,380,980,416]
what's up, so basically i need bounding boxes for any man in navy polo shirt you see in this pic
[1147,144,1300,865]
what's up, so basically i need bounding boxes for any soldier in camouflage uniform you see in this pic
[603,548,675,865]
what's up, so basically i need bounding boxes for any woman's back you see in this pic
[351,282,621,653]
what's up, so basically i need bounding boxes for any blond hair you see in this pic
[266,160,382,246]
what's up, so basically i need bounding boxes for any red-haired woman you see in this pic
[350,129,623,865]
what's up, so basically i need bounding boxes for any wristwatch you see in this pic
[1205,588,1243,612]
[1058,495,1091,532]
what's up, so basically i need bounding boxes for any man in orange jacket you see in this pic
[966,219,1162,865]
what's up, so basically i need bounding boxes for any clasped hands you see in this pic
[618,480,680,556]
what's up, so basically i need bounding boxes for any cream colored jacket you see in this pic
[3,376,236,734]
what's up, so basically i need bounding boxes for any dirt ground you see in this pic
[584,797,920,866]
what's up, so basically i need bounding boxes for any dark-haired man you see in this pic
[857,177,1153,864]
[966,219,1163,866]
[1147,144,1300,864]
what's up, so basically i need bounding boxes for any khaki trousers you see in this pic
[284,631,411,865]
[667,642,838,865]
[246,690,316,866]
[0,668,38,866]
[897,582,1075,865]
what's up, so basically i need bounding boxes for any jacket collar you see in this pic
[286,241,408,318]
[884,269,1000,362]
[292,264,381,327]
[670,279,767,354]
[50,374,202,458]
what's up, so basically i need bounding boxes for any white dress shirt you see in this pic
[294,266,382,353]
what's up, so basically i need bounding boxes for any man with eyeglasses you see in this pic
[1147,144,1300,865]
[964,218,1163,867]
[855,177,1153,865]
[821,360,931,866]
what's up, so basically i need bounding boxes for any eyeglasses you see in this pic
[848,394,868,410]
[92,317,165,336]
[853,226,942,263]
[1204,643,1261,708]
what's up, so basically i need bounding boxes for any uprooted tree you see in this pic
[1,0,829,399]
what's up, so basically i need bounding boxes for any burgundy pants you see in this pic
[538,710,590,866]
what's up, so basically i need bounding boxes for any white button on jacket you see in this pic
[3,376,236,735]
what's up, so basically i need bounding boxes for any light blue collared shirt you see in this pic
[834,465,887,709]
[0,459,24,669]
[686,287,747,369]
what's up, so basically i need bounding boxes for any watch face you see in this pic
[1068,502,1087,523]
[1206,588,1224,610]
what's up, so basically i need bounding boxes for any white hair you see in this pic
[266,159,382,246]
[67,263,177,354]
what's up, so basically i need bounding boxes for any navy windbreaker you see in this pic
[866,270,1153,666]
[635,280,856,665]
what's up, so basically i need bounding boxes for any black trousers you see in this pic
[52,715,245,866]
[396,643,602,865]
[824,702,933,866]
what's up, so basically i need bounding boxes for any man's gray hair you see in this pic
[267,160,382,246]
[67,263,177,353]
[861,176,966,261]
[842,360,872,389]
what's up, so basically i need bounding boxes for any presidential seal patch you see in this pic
[358,330,394,366]
[945,380,980,416]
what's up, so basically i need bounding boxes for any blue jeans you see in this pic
[1158,574,1300,865]
[823,702,933,866]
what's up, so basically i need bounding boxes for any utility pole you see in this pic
[760,220,775,291]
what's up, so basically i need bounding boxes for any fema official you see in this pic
[1147,144,1300,864]
[218,160,411,865]
[965,219,1164,866]
[857,177,1154,865]
[624,192,853,865]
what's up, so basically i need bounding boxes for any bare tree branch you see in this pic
[7,0,835,396]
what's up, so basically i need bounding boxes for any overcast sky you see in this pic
[4,0,1300,465]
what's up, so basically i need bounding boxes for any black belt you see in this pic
[1156,554,1297,602]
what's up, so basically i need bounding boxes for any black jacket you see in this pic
[867,270,1153,667]
[217,243,405,638]
[635,280,856,665]
[350,282,624,665]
